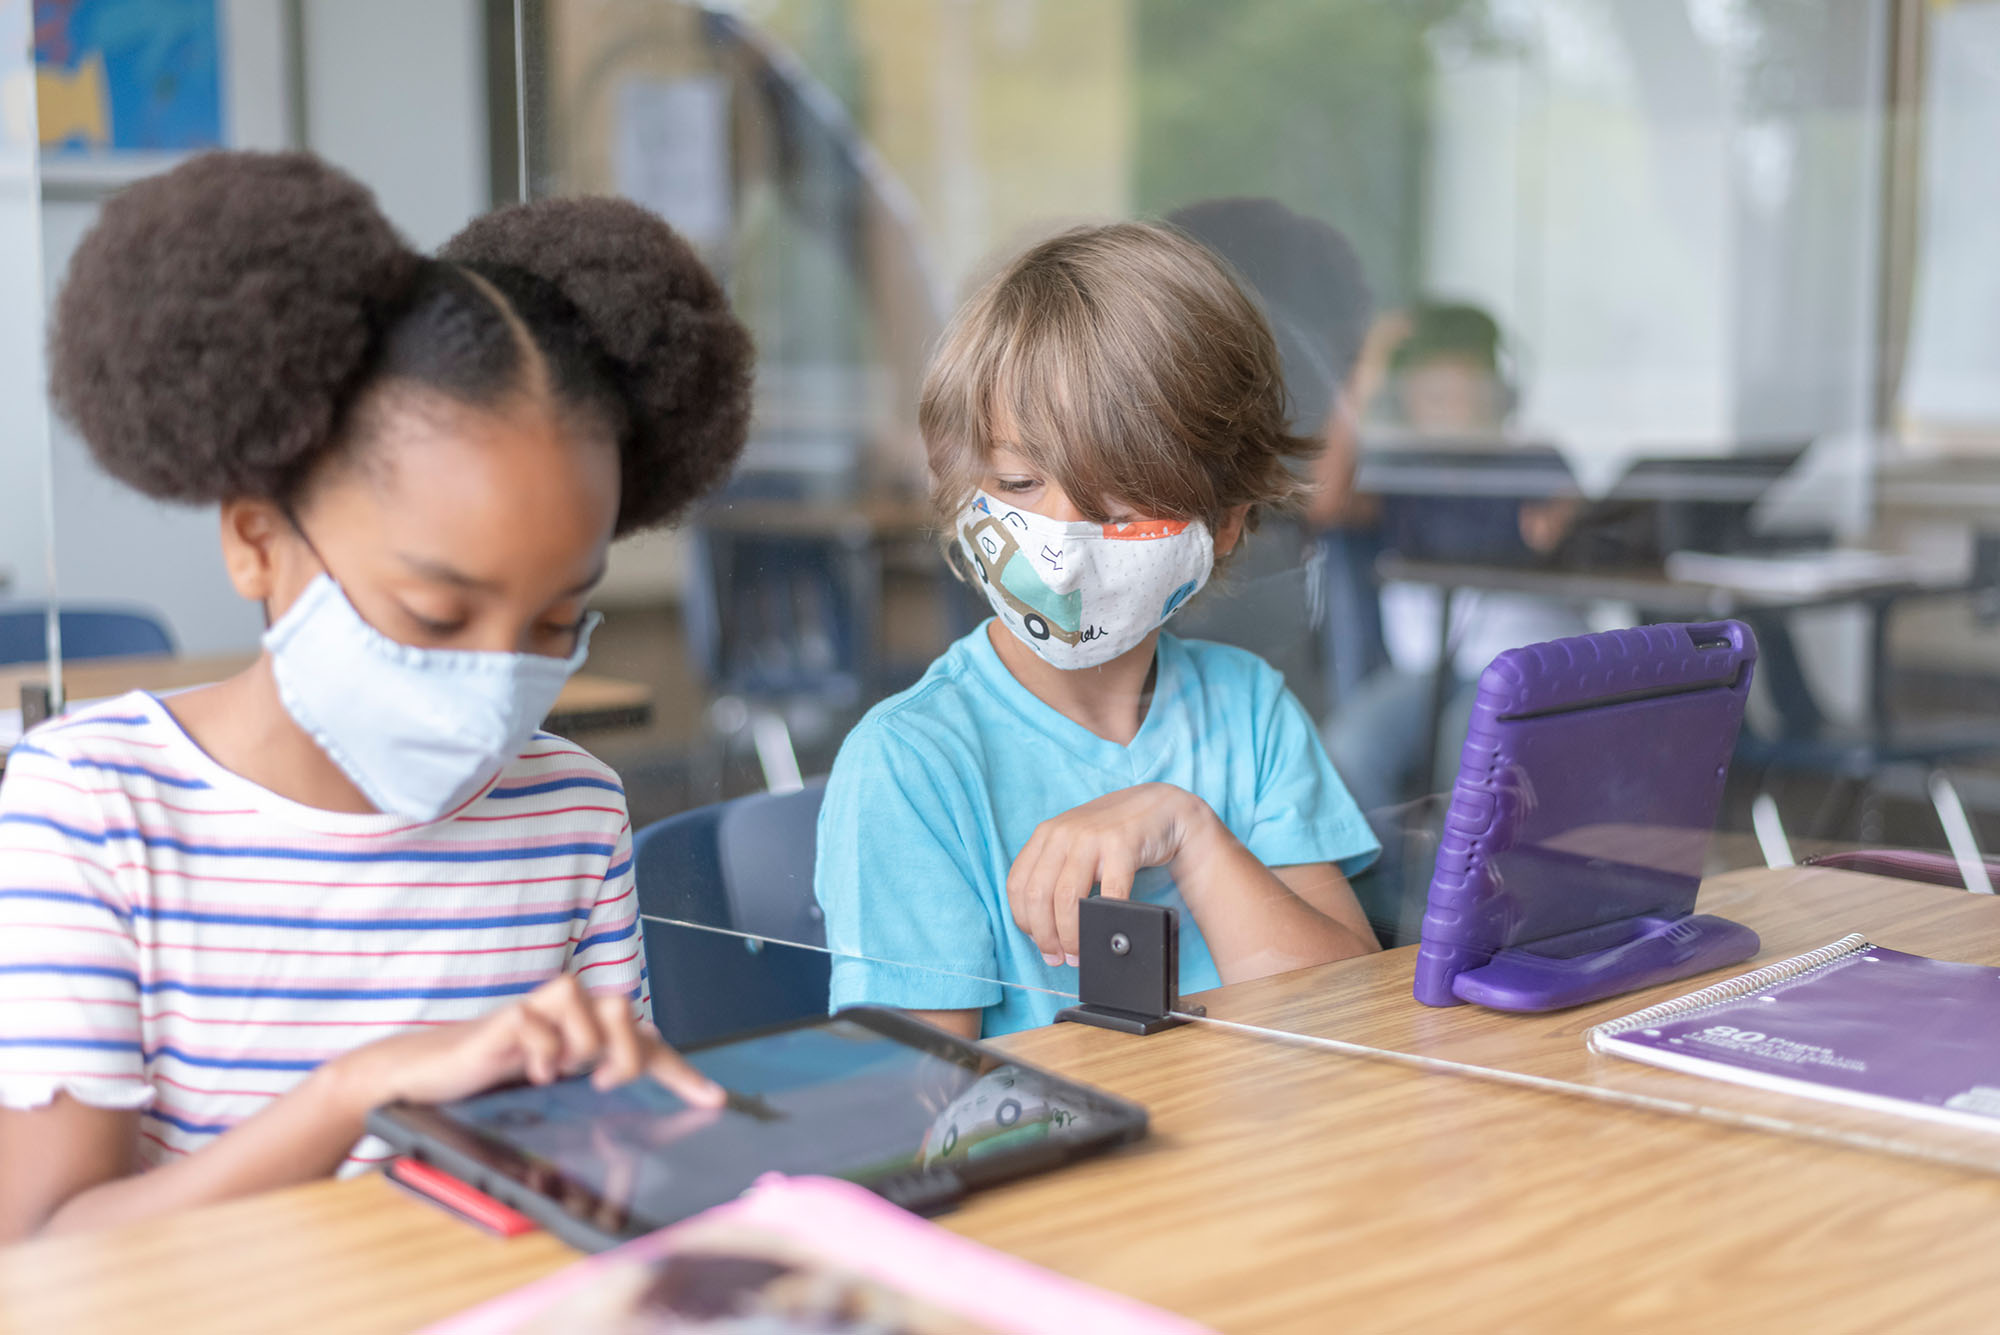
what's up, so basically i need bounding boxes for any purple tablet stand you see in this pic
[1413,621,1762,1012]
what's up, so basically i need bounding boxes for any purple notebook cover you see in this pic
[1589,936,2000,1131]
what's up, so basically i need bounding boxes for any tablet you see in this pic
[1412,620,1761,1011]
[366,1006,1149,1252]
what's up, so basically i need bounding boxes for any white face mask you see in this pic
[263,574,599,822]
[957,491,1213,670]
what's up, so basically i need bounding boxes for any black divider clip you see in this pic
[1054,897,1203,1036]
[20,684,54,731]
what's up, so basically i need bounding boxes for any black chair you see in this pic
[631,780,830,1047]
[682,526,877,790]
[1733,605,2000,844]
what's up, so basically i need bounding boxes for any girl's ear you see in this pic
[1214,504,1252,557]
[218,499,291,603]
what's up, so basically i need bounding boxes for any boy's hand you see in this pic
[1004,783,1220,967]
[331,974,725,1114]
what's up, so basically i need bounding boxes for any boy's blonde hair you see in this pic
[919,221,1317,532]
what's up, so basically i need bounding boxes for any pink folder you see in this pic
[424,1173,1214,1334]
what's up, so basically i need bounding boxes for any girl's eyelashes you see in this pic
[400,601,587,647]
[528,611,593,654]
[405,609,467,636]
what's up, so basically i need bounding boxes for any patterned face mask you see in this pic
[957,491,1213,670]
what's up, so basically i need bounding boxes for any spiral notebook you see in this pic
[1587,935,2000,1134]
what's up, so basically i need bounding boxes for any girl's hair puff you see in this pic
[50,151,753,534]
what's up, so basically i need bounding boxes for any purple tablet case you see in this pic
[1413,621,1761,1011]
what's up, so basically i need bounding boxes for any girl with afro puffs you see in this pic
[0,151,753,1238]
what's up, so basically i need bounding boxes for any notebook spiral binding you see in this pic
[1586,933,1874,1045]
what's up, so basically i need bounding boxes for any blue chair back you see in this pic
[1316,527,1389,709]
[1346,793,1447,950]
[631,780,830,1047]
[0,604,174,666]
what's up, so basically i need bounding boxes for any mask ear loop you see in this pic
[942,536,976,587]
[263,505,336,631]
[279,505,334,573]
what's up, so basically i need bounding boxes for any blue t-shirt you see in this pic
[814,625,1379,1036]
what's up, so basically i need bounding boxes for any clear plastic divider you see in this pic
[17,0,2000,1226]
[516,0,2000,1190]
[0,1,56,736]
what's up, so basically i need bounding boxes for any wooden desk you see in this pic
[8,868,2000,1333]
[1194,864,2000,1172]
[0,654,653,752]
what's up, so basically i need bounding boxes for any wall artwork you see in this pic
[34,0,220,156]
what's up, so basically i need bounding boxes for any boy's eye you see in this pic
[993,478,1039,494]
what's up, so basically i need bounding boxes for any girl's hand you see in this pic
[1004,783,1219,967]
[332,974,725,1114]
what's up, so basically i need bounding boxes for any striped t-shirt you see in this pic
[0,691,647,1174]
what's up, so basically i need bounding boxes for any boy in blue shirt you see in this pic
[816,222,1382,1038]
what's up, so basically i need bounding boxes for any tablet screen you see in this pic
[424,1015,1115,1231]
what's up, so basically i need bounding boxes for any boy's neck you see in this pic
[161,656,381,814]
[985,620,1161,746]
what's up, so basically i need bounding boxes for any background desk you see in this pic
[0,655,654,773]
[1375,554,1968,794]
[1372,553,1953,620]
[6,868,2000,1331]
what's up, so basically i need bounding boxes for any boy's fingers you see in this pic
[1020,860,1064,965]
[1096,847,1138,902]
[1052,848,1098,964]
[1007,837,1064,961]
[1004,830,1050,930]
[1053,890,1080,964]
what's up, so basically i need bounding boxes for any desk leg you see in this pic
[1420,586,1458,796]
[1867,595,1894,750]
